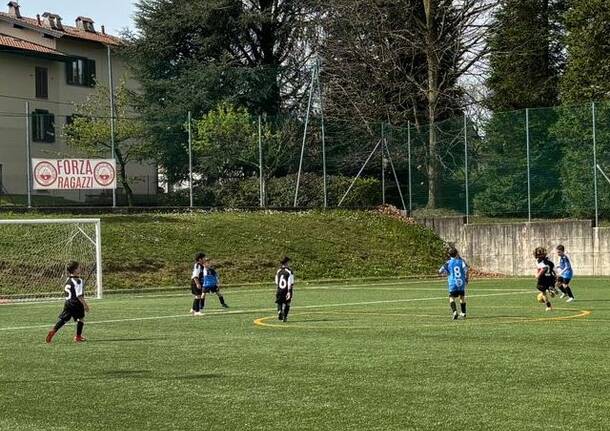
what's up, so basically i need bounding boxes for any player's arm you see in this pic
[286,273,295,300]
[462,261,469,283]
[79,295,90,312]
[75,282,89,312]
[438,263,449,275]
[192,266,202,289]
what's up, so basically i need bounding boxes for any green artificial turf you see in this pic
[0,278,608,431]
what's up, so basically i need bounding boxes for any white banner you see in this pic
[32,158,117,190]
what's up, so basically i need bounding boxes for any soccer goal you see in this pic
[0,218,102,302]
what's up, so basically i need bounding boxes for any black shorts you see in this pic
[449,291,465,298]
[537,284,553,293]
[203,285,219,294]
[557,277,571,285]
[59,301,85,321]
[191,280,202,296]
[275,289,292,304]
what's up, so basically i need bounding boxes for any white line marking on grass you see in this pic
[0,290,529,333]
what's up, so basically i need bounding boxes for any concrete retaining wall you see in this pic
[416,217,610,276]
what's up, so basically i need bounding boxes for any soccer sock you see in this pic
[450,302,457,313]
[53,319,67,332]
[558,285,567,294]
[460,303,466,314]
[76,321,84,337]
[218,295,227,306]
[192,299,199,312]
[546,301,551,307]
[565,287,574,298]
[200,297,206,311]
[283,304,290,318]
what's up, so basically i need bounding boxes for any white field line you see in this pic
[0,290,529,332]
[0,279,515,305]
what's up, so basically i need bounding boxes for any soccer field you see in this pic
[0,278,608,431]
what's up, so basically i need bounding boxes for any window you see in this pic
[35,67,48,99]
[66,58,96,87]
[32,110,55,143]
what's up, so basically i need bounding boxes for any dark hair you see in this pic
[534,247,547,259]
[195,252,206,261]
[448,247,459,258]
[281,256,291,265]
[66,261,79,274]
[556,244,565,252]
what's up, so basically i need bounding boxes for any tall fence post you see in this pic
[592,102,599,227]
[464,113,469,224]
[25,101,32,209]
[526,108,531,222]
[317,57,327,209]
[294,66,316,208]
[407,121,412,215]
[187,111,193,209]
[381,123,386,205]
[107,45,116,208]
[258,115,264,208]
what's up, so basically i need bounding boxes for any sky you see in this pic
[13,0,138,35]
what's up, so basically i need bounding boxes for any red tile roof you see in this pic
[0,33,66,56]
[0,12,121,46]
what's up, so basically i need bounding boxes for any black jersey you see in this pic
[536,257,556,286]
[64,276,84,304]
[275,266,294,291]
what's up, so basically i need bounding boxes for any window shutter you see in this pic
[31,111,39,141]
[87,59,96,86]
[66,61,73,85]
[45,113,55,143]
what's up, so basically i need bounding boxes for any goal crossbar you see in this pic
[0,218,103,300]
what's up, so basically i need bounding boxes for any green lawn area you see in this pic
[0,211,446,291]
[0,278,608,431]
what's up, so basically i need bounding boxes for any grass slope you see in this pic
[1,211,446,290]
[0,278,608,430]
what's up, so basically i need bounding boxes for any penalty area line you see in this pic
[0,290,529,333]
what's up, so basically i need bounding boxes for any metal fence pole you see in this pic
[107,45,116,208]
[407,121,412,214]
[316,58,328,209]
[592,102,599,227]
[464,113,469,224]
[25,101,32,208]
[258,115,264,208]
[187,111,193,209]
[381,123,386,205]
[526,108,531,222]
[294,67,316,208]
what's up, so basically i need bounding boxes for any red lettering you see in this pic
[71,160,79,174]
[84,160,92,175]
[56,160,63,175]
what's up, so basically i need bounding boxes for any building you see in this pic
[0,1,157,204]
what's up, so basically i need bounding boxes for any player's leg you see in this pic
[215,288,229,308]
[200,291,207,313]
[556,277,567,297]
[73,303,87,342]
[46,306,71,343]
[564,279,575,302]
[282,297,292,322]
[458,293,467,319]
[276,290,284,320]
[449,295,458,320]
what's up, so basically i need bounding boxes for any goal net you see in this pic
[0,219,102,302]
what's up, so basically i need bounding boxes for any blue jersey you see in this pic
[557,255,573,279]
[202,268,219,288]
[439,258,468,292]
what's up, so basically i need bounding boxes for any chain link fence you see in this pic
[1,97,609,221]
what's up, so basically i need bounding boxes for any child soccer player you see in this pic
[200,258,229,310]
[190,252,205,316]
[46,261,90,343]
[275,256,294,322]
[556,244,575,303]
[534,247,556,311]
[438,247,468,320]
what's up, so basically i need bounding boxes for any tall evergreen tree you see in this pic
[553,0,610,218]
[475,0,565,217]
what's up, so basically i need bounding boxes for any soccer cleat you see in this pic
[566,297,575,303]
[46,330,56,344]
[459,313,466,320]
[278,311,284,321]
[74,335,87,343]
[545,306,552,312]
[452,311,458,320]
[283,315,288,323]
[222,303,229,309]
[194,311,202,316]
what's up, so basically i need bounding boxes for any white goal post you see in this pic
[0,218,102,302]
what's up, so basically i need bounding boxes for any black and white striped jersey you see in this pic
[192,263,203,281]
[275,267,295,291]
[64,276,84,304]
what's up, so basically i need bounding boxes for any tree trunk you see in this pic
[115,150,134,207]
[424,0,439,209]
